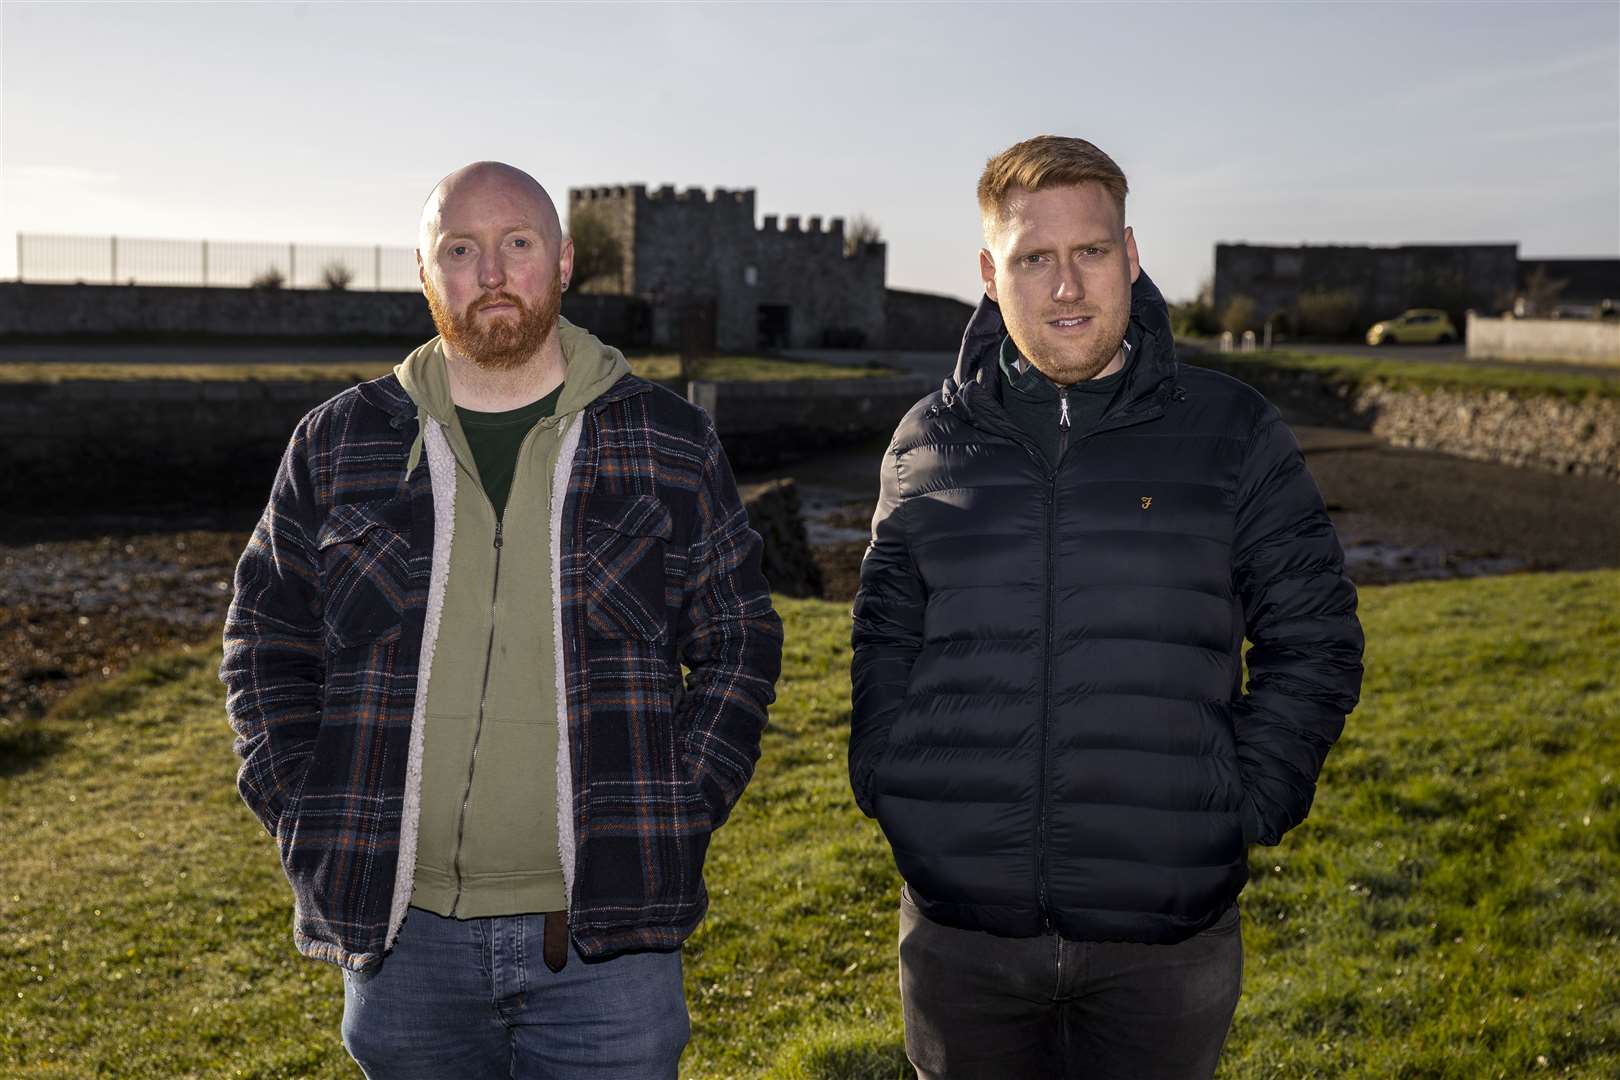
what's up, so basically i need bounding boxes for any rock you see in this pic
[741,478,824,599]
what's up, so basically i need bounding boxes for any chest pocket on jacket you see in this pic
[582,493,672,643]
[316,498,411,650]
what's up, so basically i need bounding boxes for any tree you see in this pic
[250,267,284,290]
[844,214,882,257]
[1220,294,1259,335]
[1519,265,1568,318]
[321,261,355,291]
[567,205,624,292]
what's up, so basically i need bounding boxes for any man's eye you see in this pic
[1082,248,1103,257]
[512,237,528,248]
[451,245,470,257]
[1022,254,1045,266]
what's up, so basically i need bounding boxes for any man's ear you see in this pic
[1125,226,1140,284]
[416,250,427,294]
[558,237,575,289]
[979,248,998,303]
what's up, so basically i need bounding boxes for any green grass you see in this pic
[1196,350,1620,402]
[3,572,1618,1077]
[0,354,896,386]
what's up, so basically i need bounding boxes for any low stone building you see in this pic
[569,184,887,352]
[1214,243,1519,331]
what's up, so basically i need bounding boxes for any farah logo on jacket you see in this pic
[1141,496,1153,510]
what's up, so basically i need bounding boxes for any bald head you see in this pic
[418,161,562,256]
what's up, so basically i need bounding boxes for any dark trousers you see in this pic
[898,889,1242,1080]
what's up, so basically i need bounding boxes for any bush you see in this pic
[1220,294,1259,335]
[320,261,354,291]
[249,267,284,290]
[1169,299,1219,338]
[1295,288,1363,338]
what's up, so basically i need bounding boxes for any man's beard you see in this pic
[425,276,561,371]
[1020,305,1130,385]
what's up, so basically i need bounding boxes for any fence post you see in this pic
[201,240,209,287]
[374,245,381,291]
[15,234,22,283]
[111,235,118,284]
[289,243,296,288]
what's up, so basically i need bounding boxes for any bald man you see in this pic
[223,161,783,1079]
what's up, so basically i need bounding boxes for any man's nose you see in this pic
[1053,260,1084,303]
[478,250,506,290]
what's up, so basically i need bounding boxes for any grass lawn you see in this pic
[0,354,896,386]
[1194,350,1620,402]
[3,571,1618,1078]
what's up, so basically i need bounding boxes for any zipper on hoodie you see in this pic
[445,416,552,916]
[450,514,504,916]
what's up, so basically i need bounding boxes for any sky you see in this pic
[1,1,1616,305]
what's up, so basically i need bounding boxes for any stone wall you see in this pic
[688,375,931,466]
[0,376,357,510]
[1191,356,1620,482]
[1352,383,1620,481]
[884,288,974,352]
[1466,313,1620,366]
[0,282,653,349]
[0,372,933,510]
[0,282,435,341]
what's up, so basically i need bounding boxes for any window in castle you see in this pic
[744,265,759,287]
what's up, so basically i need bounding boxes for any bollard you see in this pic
[1220,331,1234,353]
[1241,330,1257,353]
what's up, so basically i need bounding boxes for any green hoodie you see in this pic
[395,319,629,918]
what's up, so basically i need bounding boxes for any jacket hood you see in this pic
[395,317,632,426]
[945,270,1180,420]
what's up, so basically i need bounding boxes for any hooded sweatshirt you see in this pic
[394,319,629,917]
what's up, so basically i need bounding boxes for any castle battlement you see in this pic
[758,214,848,238]
[562,180,887,350]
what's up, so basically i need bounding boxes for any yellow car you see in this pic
[1366,308,1458,345]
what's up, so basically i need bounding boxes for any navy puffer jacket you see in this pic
[850,272,1363,945]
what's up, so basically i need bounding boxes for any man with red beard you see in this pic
[850,136,1363,1077]
[223,162,782,1078]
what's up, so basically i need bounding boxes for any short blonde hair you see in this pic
[977,135,1128,232]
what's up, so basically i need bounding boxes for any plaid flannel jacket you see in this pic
[222,371,782,971]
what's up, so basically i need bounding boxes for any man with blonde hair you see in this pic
[851,135,1363,1077]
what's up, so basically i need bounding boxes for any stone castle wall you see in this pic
[569,184,886,352]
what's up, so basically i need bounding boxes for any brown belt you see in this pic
[543,909,569,973]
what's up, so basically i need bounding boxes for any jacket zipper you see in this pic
[1035,388,1074,933]
[1038,465,1057,934]
[1057,389,1071,463]
[950,380,1170,937]
[450,514,504,916]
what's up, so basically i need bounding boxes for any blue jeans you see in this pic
[341,907,689,1079]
